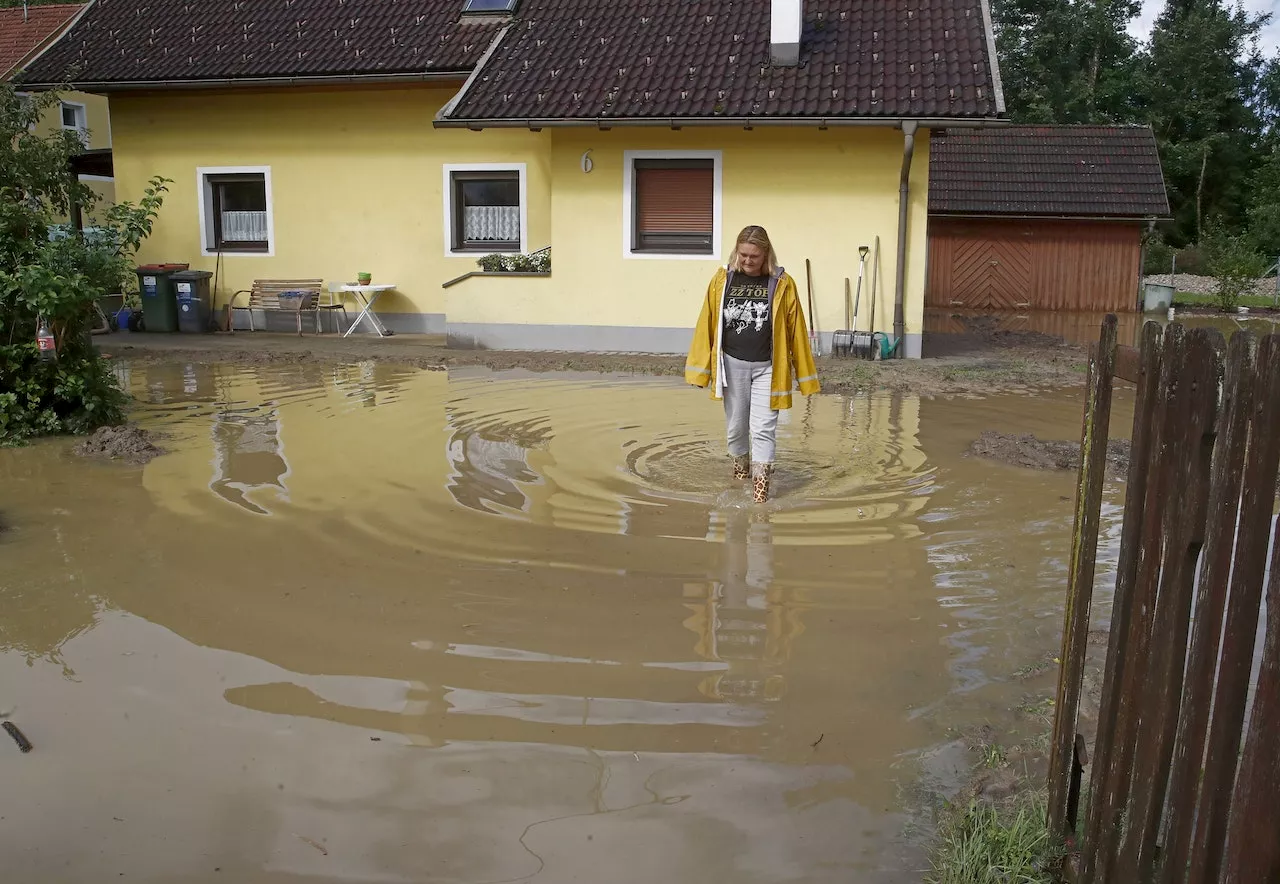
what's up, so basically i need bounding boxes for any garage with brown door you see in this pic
[926,125,1170,313]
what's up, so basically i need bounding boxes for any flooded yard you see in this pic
[0,358,1132,883]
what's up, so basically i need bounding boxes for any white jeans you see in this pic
[723,354,778,464]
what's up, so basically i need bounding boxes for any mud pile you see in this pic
[73,424,166,465]
[969,431,1130,476]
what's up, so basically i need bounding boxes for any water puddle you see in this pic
[926,307,1280,348]
[0,360,1133,882]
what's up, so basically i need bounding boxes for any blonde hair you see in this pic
[728,225,780,276]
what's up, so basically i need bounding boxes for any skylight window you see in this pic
[461,0,517,13]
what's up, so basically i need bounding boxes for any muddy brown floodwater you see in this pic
[0,359,1133,883]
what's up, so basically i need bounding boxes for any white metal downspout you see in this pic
[894,121,918,356]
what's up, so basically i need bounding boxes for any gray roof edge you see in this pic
[977,0,1006,115]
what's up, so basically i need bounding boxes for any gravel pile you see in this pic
[1144,274,1279,298]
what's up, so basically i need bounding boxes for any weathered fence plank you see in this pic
[1114,343,1142,385]
[1067,322,1280,884]
[1095,323,1187,882]
[1223,496,1280,883]
[1048,313,1118,838]
[1080,321,1167,884]
[1157,332,1257,884]
[1116,329,1223,879]
[1188,333,1280,884]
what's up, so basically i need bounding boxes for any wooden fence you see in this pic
[1047,314,1280,883]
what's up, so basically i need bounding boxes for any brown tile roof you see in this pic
[929,125,1171,219]
[0,3,84,79]
[441,0,1004,124]
[19,0,500,87]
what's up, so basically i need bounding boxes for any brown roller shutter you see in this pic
[634,160,714,252]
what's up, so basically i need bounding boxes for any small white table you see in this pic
[341,284,397,338]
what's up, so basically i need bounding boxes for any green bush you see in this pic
[1173,244,1209,276]
[1143,236,1175,276]
[0,82,169,445]
[1203,222,1268,311]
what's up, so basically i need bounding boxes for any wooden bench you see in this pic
[230,279,347,336]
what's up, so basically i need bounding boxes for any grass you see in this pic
[982,741,1009,769]
[927,790,1064,884]
[1172,291,1278,309]
[1017,696,1057,726]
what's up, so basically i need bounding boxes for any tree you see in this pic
[1246,143,1280,255]
[1138,0,1271,245]
[0,82,170,444]
[991,0,1143,123]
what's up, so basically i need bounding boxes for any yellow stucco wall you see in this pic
[109,85,551,325]
[446,126,931,352]
[109,82,930,351]
[22,90,116,215]
[30,89,112,151]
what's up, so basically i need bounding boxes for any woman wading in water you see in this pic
[685,225,820,503]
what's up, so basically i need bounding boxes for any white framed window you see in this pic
[623,150,722,260]
[443,163,527,257]
[197,166,275,257]
[60,101,88,145]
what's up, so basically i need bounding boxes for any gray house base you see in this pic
[446,323,923,359]
[447,323,693,354]
[229,309,445,335]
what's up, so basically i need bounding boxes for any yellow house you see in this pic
[24,0,1006,358]
[3,3,115,211]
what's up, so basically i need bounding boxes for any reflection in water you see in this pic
[0,360,1116,884]
[925,307,1280,349]
[210,410,290,515]
[444,417,549,516]
[686,510,794,703]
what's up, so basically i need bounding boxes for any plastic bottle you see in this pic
[36,319,56,361]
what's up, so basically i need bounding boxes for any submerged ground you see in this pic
[0,318,1145,882]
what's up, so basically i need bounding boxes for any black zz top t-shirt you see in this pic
[721,272,773,363]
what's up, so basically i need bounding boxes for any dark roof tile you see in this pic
[929,125,1171,218]
[21,0,498,85]
[444,0,1002,122]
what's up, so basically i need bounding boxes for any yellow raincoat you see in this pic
[685,265,820,410]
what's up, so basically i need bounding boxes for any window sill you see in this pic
[447,248,524,259]
[441,270,551,289]
[625,250,718,261]
[202,248,273,258]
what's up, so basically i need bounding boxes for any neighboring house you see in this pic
[23,0,1007,356]
[2,3,115,212]
[926,125,1170,313]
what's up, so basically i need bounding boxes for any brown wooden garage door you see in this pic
[926,218,1142,312]
[947,233,1034,309]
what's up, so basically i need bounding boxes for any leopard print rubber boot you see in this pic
[751,463,773,503]
[732,454,751,481]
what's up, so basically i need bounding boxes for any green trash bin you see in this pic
[173,270,214,333]
[134,263,189,333]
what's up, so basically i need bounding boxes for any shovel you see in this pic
[850,246,873,357]
[832,246,869,357]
